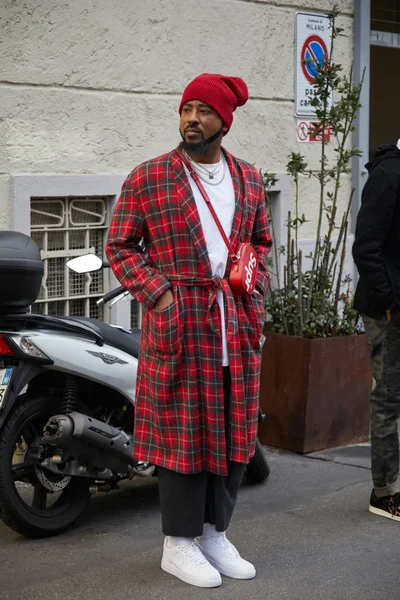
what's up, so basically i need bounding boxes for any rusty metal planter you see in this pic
[258,331,373,453]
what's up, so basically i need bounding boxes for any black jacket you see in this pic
[353,144,400,319]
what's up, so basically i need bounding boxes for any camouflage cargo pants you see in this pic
[363,313,400,497]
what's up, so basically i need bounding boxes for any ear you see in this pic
[223,127,228,133]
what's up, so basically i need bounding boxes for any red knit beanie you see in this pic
[179,73,249,133]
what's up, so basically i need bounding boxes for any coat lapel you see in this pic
[223,148,244,262]
[171,148,212,276]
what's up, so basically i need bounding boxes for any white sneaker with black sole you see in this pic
[161,536,222,588]
[197,526,256,579]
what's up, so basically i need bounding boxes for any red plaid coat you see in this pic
[106,146,272,475]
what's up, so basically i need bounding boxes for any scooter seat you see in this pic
[69,317,141,359]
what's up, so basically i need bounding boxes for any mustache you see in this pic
[184,126,202,134]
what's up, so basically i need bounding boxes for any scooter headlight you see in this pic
[10,336,50,361]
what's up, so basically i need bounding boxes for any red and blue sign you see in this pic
[301,35,329,83]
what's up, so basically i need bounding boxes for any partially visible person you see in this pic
[353,139,400,521]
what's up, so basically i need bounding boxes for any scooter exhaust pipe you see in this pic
[43,412,133,461]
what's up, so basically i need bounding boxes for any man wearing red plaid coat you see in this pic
[106,73,272,588]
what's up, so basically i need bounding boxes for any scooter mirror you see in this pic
[66,254,103,274]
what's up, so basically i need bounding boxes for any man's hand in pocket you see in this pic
[154,289,174,311]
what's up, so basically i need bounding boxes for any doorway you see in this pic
[370,0,400,157]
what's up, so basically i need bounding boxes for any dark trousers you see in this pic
[157,367,246,537]
[363,314,400,497]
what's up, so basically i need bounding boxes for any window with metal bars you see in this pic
[30,197,111,321]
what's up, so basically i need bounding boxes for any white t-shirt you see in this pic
[183,157,235,366]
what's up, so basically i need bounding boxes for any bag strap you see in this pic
[176,149,238,263]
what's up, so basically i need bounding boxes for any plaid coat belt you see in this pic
[166,274,236,340]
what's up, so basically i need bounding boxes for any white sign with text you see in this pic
[295,12,332,117]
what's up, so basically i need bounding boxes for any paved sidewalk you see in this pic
[0,443,399,600]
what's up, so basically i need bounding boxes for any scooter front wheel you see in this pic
[0,394,90,538]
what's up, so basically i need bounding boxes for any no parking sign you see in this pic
[295,13,332,117]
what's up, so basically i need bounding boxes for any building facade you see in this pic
[1,0,397,326]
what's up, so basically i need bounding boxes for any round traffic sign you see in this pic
[297,121,309,141]
[301,35,329,83]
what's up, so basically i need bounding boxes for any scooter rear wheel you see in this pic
[245,438,270,483]
[0,394,90,538]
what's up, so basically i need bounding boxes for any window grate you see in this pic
[31,197,111,321]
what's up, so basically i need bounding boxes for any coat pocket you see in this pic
[148,300,181,355]
[243,292,265,350]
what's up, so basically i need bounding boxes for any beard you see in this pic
[180,126,224,154]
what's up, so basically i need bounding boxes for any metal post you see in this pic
[351,0,371,230]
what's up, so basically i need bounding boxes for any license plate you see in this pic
[0,368,13,408]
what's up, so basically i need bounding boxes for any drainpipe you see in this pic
[351,0,371,230]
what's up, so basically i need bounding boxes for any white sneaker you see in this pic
[198,527,256,579]
[161,536,222,588]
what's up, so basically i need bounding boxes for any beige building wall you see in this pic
[1,0,354,240]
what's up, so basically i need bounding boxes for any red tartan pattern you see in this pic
[106,145,272,475]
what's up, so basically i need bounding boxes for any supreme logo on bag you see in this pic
[229,243,259,295]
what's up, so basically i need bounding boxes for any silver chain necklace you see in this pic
[183,151,226,186]
[183,150,222,178]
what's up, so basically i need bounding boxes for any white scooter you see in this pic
[0,231,269,538]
